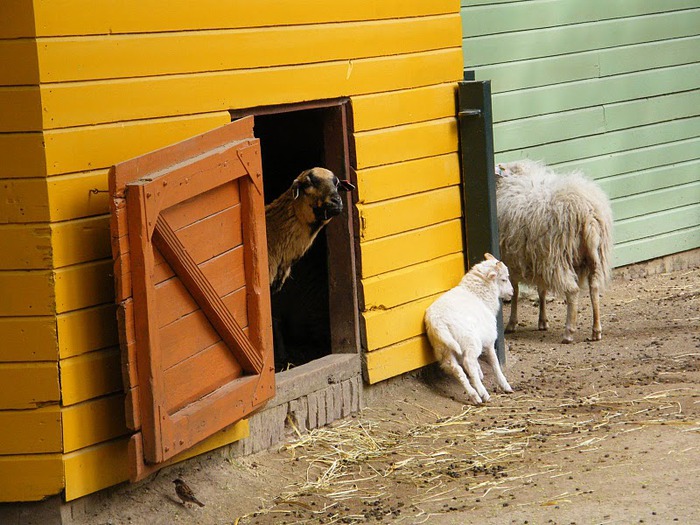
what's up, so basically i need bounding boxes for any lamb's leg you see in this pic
[483,343,513,394]
[461,353,490,402]
[440,352,483,405]
[588,275,603,341]
[562,289,579,344]
[537,287,549,330]
[505,278,519,333]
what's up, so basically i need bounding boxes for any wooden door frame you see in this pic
[231,99,361,359]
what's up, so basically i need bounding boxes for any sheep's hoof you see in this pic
[587,330,603,342]
[502,384,514,394]
[505,322,517,333]
[561,335,574,344]
[538,320,549,331]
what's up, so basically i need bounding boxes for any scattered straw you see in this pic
[233,385,698,524]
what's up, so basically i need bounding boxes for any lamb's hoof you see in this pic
[467,393,483,405]
[561,335,574,344]
[502,384,514,394]
[505,323,517,334]
[538,320,549,331]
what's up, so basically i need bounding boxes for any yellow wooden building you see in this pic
[0,0,466,503]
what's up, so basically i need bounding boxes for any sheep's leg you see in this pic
[588,276,603,341]
[537,287,549,330]
[483,343,513,394]
[562,289,579,344]
[461,353,490,402]
[505,278,519,333]
[440,350,483,405]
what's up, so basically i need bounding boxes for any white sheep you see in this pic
[495,159,613,344]
[265,167,353,292]
[424,253,514,405]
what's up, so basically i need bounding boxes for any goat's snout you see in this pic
[313,194,343,221]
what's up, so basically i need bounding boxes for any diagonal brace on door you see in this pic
[153,214,264,375]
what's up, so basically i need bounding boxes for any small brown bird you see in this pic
[173,478,205,507]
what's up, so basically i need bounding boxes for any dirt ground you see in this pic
[76,263,699,525]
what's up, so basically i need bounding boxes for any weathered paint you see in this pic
[0,454,63,503]
[0,362,59,409]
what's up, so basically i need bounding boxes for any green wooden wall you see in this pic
[461,0,700,267]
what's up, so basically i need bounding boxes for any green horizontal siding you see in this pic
[464,9,700,67]
[463,2,700,266]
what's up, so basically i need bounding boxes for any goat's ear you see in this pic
[484,252,495,261]
[338,179,355,192]
[291,180,301,200]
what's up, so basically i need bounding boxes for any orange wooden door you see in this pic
[109,117,274,479]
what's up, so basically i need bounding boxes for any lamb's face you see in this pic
[292,167,352,223]
[495,261,514,301]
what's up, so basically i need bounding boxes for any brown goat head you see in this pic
[291,167,354,229]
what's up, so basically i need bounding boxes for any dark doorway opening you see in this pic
[231,101,359,372]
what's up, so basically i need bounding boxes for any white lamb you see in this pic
[424,253,514,405]
[495,159,613,344]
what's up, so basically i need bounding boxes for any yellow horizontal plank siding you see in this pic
[0,39,39,86]
[0,362,59,409]
[0,454,63,502]
[57,304,119,360]
[51,216,110,268]
[354,117,458,169]
[352,83,457,132]
[362,253,464,310]
[47,170,110,222]
[0,87,43,133]
[358,186,462,241]
[62,395,128,452]
[0,0,37,39]
[360,219,463,278]
[60,348,121,406]
[0,270,55,316]
[38,16,461,83]
[355,153,461,204]
[39,48,462,129]
[53,259,114,313]
[363,295,439,351]
[44,112,232,176]
[0,316,57,361]
[32,0,458,36]
[0,224,52,269]
[0,134,46,179]
[365,336,436,384]
[63,438,129,502]
[0,178,50,223]
[0,406,62,454]
[63,419,249,501]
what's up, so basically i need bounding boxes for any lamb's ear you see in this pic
[484,252,496,261]
[496,261,504,269]
[487,270,498,280]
